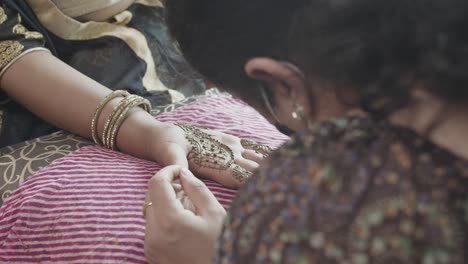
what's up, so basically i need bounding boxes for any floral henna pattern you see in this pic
[175,122,234,170]
[175,123,250,183]
[240,139,273,157]
[231,164,252,184]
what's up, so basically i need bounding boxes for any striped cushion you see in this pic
[0,96,288,263]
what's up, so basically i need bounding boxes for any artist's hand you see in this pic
[148,122,272,188]
[144,166,225,264]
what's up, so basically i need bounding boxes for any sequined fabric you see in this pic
[216,116,468,264]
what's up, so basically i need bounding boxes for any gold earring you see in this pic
[291,104,304,120]
[292,104,315,130]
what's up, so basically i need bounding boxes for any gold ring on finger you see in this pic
[142,201,153,218]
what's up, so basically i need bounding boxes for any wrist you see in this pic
[113,108,161,160]
[144,121,191,166]
[142,119,167,161]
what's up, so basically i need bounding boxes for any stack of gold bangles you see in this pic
[91,90,152,150]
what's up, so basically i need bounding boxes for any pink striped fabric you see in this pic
[0,96,288,263]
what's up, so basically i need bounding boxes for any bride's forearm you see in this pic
[1,50,163,160]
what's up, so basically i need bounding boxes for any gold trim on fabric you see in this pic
[13,14,44,40]
[0,7,7,24]
[52,0,132,20]
[25,0,184,102]
[0,41,24,70]
[134,0,163,7]
[75,0,135,22]
[112,10,132,26]
[0,47,50,81]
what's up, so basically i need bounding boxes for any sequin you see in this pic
[0,40,24,69]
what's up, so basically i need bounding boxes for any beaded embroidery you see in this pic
[0,40,24,69]
[12,14,43,40]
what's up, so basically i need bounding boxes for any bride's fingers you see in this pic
[240,139,258,149]
[229,164,253,185]
[234,156,259,172]
[187,159,255,189]
[241,149,264,163]
[240,139,273,157]
[252,144,273,156]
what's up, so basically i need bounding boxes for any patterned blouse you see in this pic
[216,116,468,264]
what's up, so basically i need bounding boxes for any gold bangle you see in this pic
[106,95,141,149]
[91,90,130,146]
[108,97,152,150]
[101,95,136,148]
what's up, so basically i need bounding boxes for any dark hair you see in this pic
[167,0,468,114]
[165,0,308,107]
[288,0,468,115]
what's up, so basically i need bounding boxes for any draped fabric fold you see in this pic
[50,0,128,18]
[0,0,205,147]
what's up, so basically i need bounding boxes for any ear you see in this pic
[245,57,305,99]
[244,57,311,130]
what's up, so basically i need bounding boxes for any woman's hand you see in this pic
[144,165,226,264]
[148,122,270,188]
[1,50,268,189]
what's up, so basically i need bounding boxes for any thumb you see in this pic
[179,168,225,217]
[161,143,189,169]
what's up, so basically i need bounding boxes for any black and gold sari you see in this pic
[0,0,205,147]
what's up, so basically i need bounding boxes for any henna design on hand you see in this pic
[240,139,273,157]
[231,164,252,183]
[175,122,235,169]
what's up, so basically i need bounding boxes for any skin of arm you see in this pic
[0,50,177,162]
[0,50,264,188]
